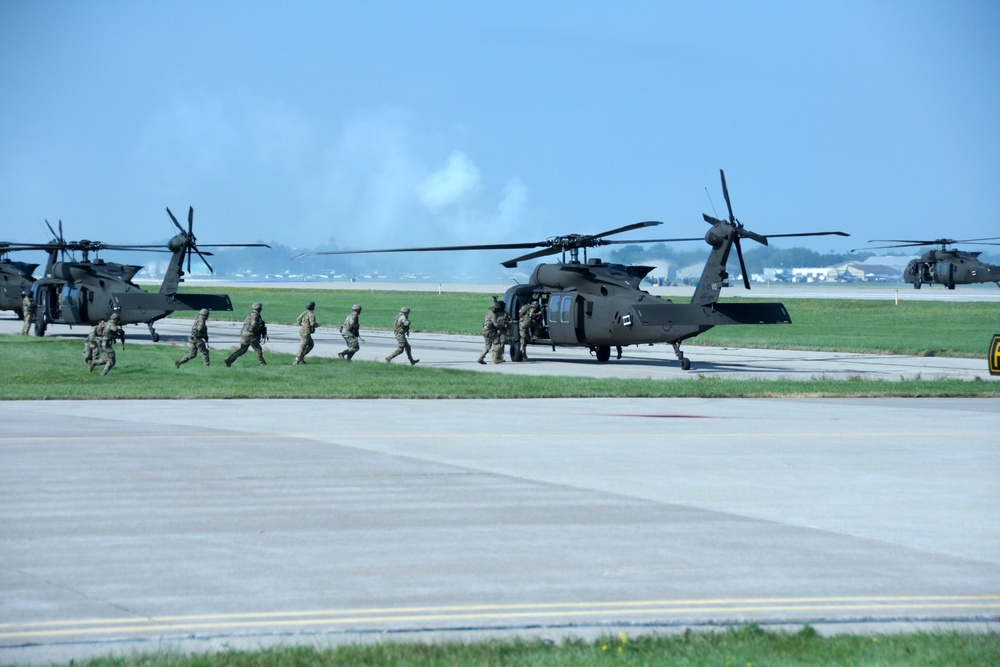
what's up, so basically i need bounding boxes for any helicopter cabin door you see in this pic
[545,292,582,345]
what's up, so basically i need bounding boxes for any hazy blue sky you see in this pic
[2,1,998,267]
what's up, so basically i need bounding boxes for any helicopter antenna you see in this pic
[705,187,719,220]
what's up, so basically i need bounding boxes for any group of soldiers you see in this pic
[82,311,125,376]
[477,295,543,364]
[69,295,546,374]
[170,301,419,370]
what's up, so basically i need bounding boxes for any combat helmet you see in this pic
[199,308,210,316]
[252,302,262,311]
[306,301,315,310]
[401,307,410,314]
[352,304,362,312]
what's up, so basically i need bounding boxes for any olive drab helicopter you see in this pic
[855,237,1000,289]
[0,243,40,318]
[296,170,848,369]
[5,209,269,340]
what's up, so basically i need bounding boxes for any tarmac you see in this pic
[1,288,998,663]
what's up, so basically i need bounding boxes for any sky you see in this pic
[1,1,998,275]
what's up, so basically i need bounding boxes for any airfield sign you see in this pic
[990,334,1000,376]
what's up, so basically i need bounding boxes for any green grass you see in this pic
[2,335,998,399]
[183,287,1000,358]
[51,627,1000,667]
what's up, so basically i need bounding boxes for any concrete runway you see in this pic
[1,290,998,663]
[1,397,998,664]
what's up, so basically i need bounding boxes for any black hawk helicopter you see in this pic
[5,209,269,339]
[855,238,1000,289]
[0,243,40,318]
[297,170,848,369]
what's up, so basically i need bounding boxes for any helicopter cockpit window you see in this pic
[560,296,571,323]
[548,295,561,322]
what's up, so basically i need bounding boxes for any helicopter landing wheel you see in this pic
[34,318,47,337]
[510,341,522,362]
[680,357,691,371]
[595,345,611,362]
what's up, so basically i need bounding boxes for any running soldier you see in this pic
[385,307,418,365]
[225,302,267,367]
[293,301,317,365]
[338,304,362,361]
[477,298,509,364]
[99,311,124,376]
[84,319,105,372]
[175,308,211,368]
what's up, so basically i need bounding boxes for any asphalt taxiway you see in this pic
[1,397,998,664]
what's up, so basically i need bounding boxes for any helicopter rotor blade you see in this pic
[720,169,735,224]
[187,206,194,237]
[193,246,214,274]
[501,246,563,269]
[766,231,850,238]
[292,241,543,260]
[591,220,663,239]
[734,236,751,290]
[601,236,705,245]
[166,207,185,235]
[738,228,769,246]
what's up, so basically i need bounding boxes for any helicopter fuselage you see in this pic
[903,250,1000,289]
[502,258,791,363]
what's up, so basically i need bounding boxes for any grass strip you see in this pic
[2,336,997,399]
[49,626,1000,667]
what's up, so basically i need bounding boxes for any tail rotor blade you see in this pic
[734,237,751,290]
[166,207,185,234]
[720,169,735,223]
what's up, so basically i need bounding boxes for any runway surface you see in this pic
[2,397,998,664]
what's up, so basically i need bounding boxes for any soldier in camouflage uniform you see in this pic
[338,304,362,361]
[175,308,211,368]
[225,302,267,367]
[21,291,35,336]
[517,295,542,361]
[385,306,418,365]
[84,319,105,371]
[477,299,510,364]
[99,311,124,376]
[293,301,317,365]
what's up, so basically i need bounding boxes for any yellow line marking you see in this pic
[3,595,998,640]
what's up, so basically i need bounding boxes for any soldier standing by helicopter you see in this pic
[84,319,105,372]
[338,303,362,361]
[516,295,542,361]
[98,311,124,376]
[225,302,267,367]
[478,298,510,365]
[293,301,317,365]
[175,308,211,368]
[385,306,418,365]
[20,291,35,336]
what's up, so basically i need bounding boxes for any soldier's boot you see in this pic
[88,361,96,373]
[258,357,267,366]
[292,359,300,365]
[409,356,419,365]
[224,356,234,368]
[386,350,401,363]
[174,360,182,369]
[477,355,487,365]
[337,351,347,359]
[346,351,356,361]
[494,357,505,364]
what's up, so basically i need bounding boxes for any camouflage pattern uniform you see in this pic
[338,304,362,361]
[225,302,267,367]
[99,312,123,376]
[477,300,510,364]
[517,297,541,361]
[21,292,35,336]
[293,302,317,365]
[176,309,210,367]
[84,320,105,371]
[385,307,418,365]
